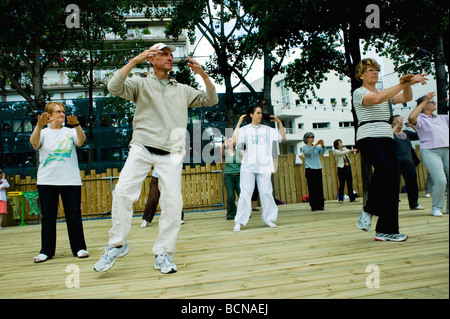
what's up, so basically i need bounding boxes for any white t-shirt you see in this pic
[37,127,82,186]
[238,124,282,174]
[0,179,10,201]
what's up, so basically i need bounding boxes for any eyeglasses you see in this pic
[308,136,315,138]
[428,101,435,104]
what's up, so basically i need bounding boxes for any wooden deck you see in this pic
[0,192,448,300]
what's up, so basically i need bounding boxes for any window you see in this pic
[341,98,348,106]
[339,121,354,128]
[312,122,330,129]
[318,98,324,105]
[330,98,337,107]
[298,123,304,130]
[307,99,313,105]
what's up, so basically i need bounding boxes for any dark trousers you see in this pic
[37,185,87,257]
[357,137,399,234]
[398,161,419,209]
[305,168,324,210]
[224,174,240,219]
[337,165,356,201]
[143,177,184,223]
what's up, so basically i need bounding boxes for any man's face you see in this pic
[150,47,173,72]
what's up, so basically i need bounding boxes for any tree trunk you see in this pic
[435,35,448,115]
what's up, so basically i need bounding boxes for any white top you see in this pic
[0,179,10,201]
[353,86,393,141]
[238,124,282,174]
[37,127,82,186]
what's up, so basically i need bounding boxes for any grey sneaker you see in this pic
[154,253,177,274]
[356,210,372,232]
[375,232,408,242]
[94,244,130,272]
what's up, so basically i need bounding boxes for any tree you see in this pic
[366,0,449,113]
[0,0,78,111]
[164,0,259,128]
[283,0,383,204]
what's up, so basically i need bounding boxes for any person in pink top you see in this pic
[408,92,449,216]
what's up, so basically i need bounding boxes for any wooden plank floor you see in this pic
[0,192,448,299]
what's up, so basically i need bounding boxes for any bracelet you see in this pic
[72,123,80,127]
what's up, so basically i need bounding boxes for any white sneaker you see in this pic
[375,232,408,242]
[431,210,443,217]
[154,253,177,274]
[357,210,372,232]
[141,220,148,228]
[425,193,431,198]
[265,222,277,228]
[94,244,130,272]
[412,205,425,210]
[233,224,241,232]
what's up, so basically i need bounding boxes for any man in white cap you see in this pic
[94,43,218,273]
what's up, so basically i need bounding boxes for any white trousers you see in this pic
[108,144,183,257]
[235,171,278,227]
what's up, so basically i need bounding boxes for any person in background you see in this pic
[333,139,358,204]
[221,137,242,220]
[389,115,424,211]
[408,92,449,217]
[0,170,10,230]
[301,133,325,211]
[141,169,184,227]
[353,57,427,242]
[29,101,89,263]
[232,105,286,232]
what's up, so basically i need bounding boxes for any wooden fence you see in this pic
[4,146,429,225]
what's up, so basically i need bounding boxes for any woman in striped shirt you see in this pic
[352,58,428,242]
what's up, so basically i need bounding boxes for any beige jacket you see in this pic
[333,147,352,168]
[108,72,218,155]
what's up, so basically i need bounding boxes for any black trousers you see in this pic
[337,165,356,201]
[398,161,419,209]
[356,137,399,234]
[305,168,325,210]
[37,185,87,257]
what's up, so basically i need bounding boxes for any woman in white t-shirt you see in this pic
[232,105,286,231]
[353,58,427,242]
[29,102,89,263]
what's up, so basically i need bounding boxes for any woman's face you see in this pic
[250,107,263,125]
[337,140,343,149]
[423,100,437,114]
[49,104,66,127]
[360,65,380,85]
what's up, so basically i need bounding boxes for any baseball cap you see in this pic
[150,42,176,52]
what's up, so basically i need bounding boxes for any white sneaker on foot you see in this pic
[154,253,177,274]
[357,210,372,232]
[141,220,148,228]
[412,205,425,210]
[431,210,443,217]
[375,232,408,242]
[94,244,129,272]
[233,224,241,232]
[265,222,277,228]
[425,193,431,198]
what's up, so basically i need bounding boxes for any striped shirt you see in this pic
[353,86,393,141]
